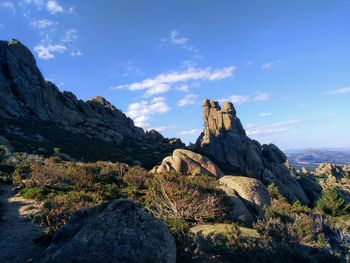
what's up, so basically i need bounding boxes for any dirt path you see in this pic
[0,184,45,263]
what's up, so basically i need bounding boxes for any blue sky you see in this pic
[1,0,350,149]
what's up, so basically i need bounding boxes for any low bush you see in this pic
[145,172,226,223]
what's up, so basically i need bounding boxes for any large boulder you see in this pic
[219,176,270,226]
[195,99,309,204]
[150,149,224,178]
[219,176,270,210]
[43,199,176,263]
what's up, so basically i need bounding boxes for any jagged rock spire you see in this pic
[196,99,310,204]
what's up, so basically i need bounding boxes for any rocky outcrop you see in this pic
[44,199,176,263]
[195,99,309,204]
[151,149,224,177]
[311,163,350,201]
[219,176,270,226]
[0,39,183,166]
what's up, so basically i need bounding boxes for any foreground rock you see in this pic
[219,176,270,226]
[0,39,183,167]
[44,199,176,263]
[151,149,224,177]
[195,99,309,204]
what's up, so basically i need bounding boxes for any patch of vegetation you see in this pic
[316,188,350,216]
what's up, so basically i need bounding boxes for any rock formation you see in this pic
[44,199,176,263]
[195,99,309,204]
[150,149,224,177]
[0,39,183,167]
[219,176,270,226]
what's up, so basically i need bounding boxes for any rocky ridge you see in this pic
[0,39,183,166]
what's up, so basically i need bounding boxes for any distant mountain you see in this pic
[0,39,183,167]
[285,148,350,169]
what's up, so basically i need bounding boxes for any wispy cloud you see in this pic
[245,119,302,137]
[178,94,198,107]
[34,44,66,59]
[169,30,188,45]
[220,92,270,105]
[62,29,78,43]
[70,49,83,57]
[46,0,63,14]
[324,86,350,95]
[112,66,236,96]
[178,129,201,136]
[160,30,201,59]
[126,97,170,128]
[31,19,55,29]
[260,112,272,117]
[261,60,281,69]
[1,1,16,14]
[254,92,270,101]
[150,125,178,132]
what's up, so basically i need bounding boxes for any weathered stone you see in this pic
[44,199,176,263]
[151,149,224,177]
[219,176,270,213]
[195,99,309,204]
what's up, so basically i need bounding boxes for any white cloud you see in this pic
[169,31,188,45]
[150,125,178,132]
[1,1,15,14]
[261,60,281,69]
[34,44,66,59]
[245,119,302,137]
[223,95,250,105]
[62,29,78,43]
[70,49,83,57]
[178,129,201,136]
[31,19,55,29]
[175,85,190,92]
[254,92,269,101]
[126,97,170,128]
[46,0,63,14]
[112,66,236,96]
[145,83,170,96]
[178,94,198,107]
[22,0,44,6]
[221,92,270,105]
[325,86,350,95]
[260,112,272,117]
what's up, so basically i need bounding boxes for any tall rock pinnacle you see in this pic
[196,99,309,204]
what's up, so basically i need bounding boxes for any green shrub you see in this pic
[20,187,51,201]
[53,147,61,154]
[123,166,149,188]
[0,172,12,184]
[41,190,102,233]
[316,188,349,216]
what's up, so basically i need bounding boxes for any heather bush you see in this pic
[145,172,226,223]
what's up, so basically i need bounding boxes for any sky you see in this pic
[1,0,350,149]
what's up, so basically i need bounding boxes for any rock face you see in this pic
[219,176,270,226]
[312,163,350,201]
[195,99,309,204]
[44,199,176,263]
[151,149,224,177]
[0,39,183,166]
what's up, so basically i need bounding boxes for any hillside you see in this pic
[0,39,183,168]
